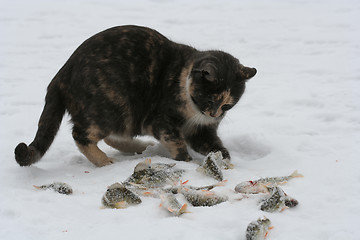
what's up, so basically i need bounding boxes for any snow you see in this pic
[1,0,359,239]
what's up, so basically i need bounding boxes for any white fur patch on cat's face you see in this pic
[184,75,220,128]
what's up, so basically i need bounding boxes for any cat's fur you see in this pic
[15,25,256,167]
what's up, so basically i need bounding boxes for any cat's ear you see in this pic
[192,63,217,82]
[238,65,257,80]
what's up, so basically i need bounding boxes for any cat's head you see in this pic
[188,51,256,119]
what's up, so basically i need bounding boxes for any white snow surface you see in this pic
[1,0,359,239]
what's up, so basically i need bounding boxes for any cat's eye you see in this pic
[222,104,232,111]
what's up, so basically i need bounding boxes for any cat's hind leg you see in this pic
[72,125,114,167]
[104,135,155,154]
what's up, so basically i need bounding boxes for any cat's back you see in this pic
[66,25,173,67]
[79,25,170,52]
[55,25,180,100]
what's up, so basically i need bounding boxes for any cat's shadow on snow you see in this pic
[224,135,272,161]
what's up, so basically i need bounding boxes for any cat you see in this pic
[14,25,257,167]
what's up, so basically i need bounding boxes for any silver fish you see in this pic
[181,180,227,191]
[180,187,228,207]
[102,182,142,209]
[159,193,188,216]
[246,217,273,240]
[260,185,298,212]
[235,170,303,194]
[197,152,223,181]
[133,169,183,188]
[33,182,73,195]
[234,181,269,194]
[125,159,184,188]
[139,179,228,199]
[162,180,227,195]
[255,170,303,185]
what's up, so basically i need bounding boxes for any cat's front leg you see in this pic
[153,126,192,162]
[185,126,230,160]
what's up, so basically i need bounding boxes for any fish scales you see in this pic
[180,188,228,207]
[102,183,142,209]
[33,182,73,195]
[246,217,273,240]
[260,185,298,212]
[256,170,303,185]
[197,152,223,181]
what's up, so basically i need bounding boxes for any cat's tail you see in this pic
[15,80,65,166]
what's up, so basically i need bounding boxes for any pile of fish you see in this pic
[32,151,304,239]
[102,157,229,216]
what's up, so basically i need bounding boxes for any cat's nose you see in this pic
[210,109,222,118]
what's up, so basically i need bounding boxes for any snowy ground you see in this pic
[1,0,359,239]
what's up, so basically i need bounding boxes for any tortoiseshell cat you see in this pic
[15,25,256,167]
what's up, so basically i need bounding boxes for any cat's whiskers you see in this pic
[183,112,220,135]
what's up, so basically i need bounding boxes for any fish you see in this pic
[246,217,273,240]
[255,170,303,185]
[206,151,234,170]
[235,170,303,194]
[180,187,228,207]
[234,181,269,194]
[151,162,177,171]
[125,159,184,188]
[133,158,177,172]
[259,185,298,212]
[102,182,142,209]
[182,179,228,191]
[139,179,228,199]
[33,182,73,195]
[163,179,227,195]
[159,193,188,216]
[197,152,224,181]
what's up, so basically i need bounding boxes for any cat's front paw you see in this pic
[94,157,115,167]
[219,148,230,160]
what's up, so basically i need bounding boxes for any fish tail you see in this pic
[290,170,304,178]
[181,180,189,186]
[179,203,188,214]
[216,179,228,187]
[280,206,289,212]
